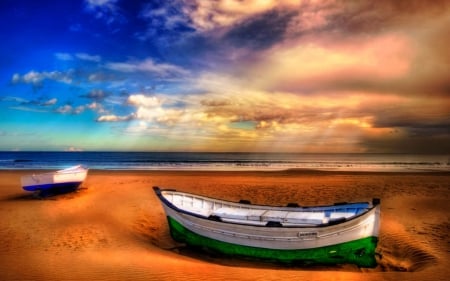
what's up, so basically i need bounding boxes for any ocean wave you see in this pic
[0,152,448,172]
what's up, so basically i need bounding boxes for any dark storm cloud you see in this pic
[224,9,297,50]
[361,133,450,154]
[325,0,450,34]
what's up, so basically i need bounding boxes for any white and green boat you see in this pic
[153,187,380,267]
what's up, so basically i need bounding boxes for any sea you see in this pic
[0,151,448,172]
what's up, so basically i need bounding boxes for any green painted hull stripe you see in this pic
[167,216,378,267]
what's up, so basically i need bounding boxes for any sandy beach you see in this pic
[0,169,449,281]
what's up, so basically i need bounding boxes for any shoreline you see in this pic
[3,167,450,174]
[1,170,449,280]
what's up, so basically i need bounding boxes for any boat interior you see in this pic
[158,188,372,227]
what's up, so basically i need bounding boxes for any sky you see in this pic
[0,0,449,153]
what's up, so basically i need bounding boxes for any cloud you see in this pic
[55,52,101,62]
[139,1,193,31]
[86,102,107,114]
[184,0,298,32]
[183,0,449,100]
[125,94,184,126]
[200,98,232,107]
[69,23,82,32]
[76,53,101,62]
[55,100,108,115]
[166,69,449,152]
[96,114,134,122]
[245,33,412,93]
[325,0,450,34]
[1,96,57,108]
[5,0,449,153]
[1,96,29,104]
[9,106,49,113]
[80,89,109,101]
[85,0,116,6]
[134,0,299,45]
[100,80,367,149]
[84,0,124,25]
[360,129,450,154]
[358,96,450,133]
[55,53,74,61]
[105,58,188,77]
[127,94,161,108]
[56,105,74,114]
[55,104,85,115]
[41,98,58,106]
[12,70,73,86]
[223,9,297,50]
[11,74,20,84]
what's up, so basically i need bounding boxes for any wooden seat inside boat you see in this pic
[211,207,329,226]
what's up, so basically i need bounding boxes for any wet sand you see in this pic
[0,169,449,281]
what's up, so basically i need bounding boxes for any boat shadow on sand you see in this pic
[160,238,437,273]
[5,187,88,201]
[170,243,436,272]
[135,216,438,273]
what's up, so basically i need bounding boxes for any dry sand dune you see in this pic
[0,170,449,280]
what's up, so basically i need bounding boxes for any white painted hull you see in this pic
[154,187,381,266]
[154,187,380,248]
[21,165,88,192]
[161,198,380,250]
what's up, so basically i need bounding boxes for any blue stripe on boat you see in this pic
[23,181,82,191]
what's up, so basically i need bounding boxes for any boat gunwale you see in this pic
[153,186,380,229]
[21,165,89,191]
[22,165,88,177]
[53,165,88,175]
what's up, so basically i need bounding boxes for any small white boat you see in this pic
[154,187,380,267]
[21,165,88,194]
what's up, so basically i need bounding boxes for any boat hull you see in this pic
[167,216,378,267]
[155,188,380,267]
[21,165,88,194]
[22,181,83,192]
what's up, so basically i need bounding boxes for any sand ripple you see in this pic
[376,219,438,272]
[1,170,448,281]
[142,215,439,273]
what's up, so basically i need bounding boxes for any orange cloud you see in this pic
[188,0,301,31]
[246,33,413,92]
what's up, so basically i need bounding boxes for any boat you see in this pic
[21,165,88,195]
[153,187,380,267]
